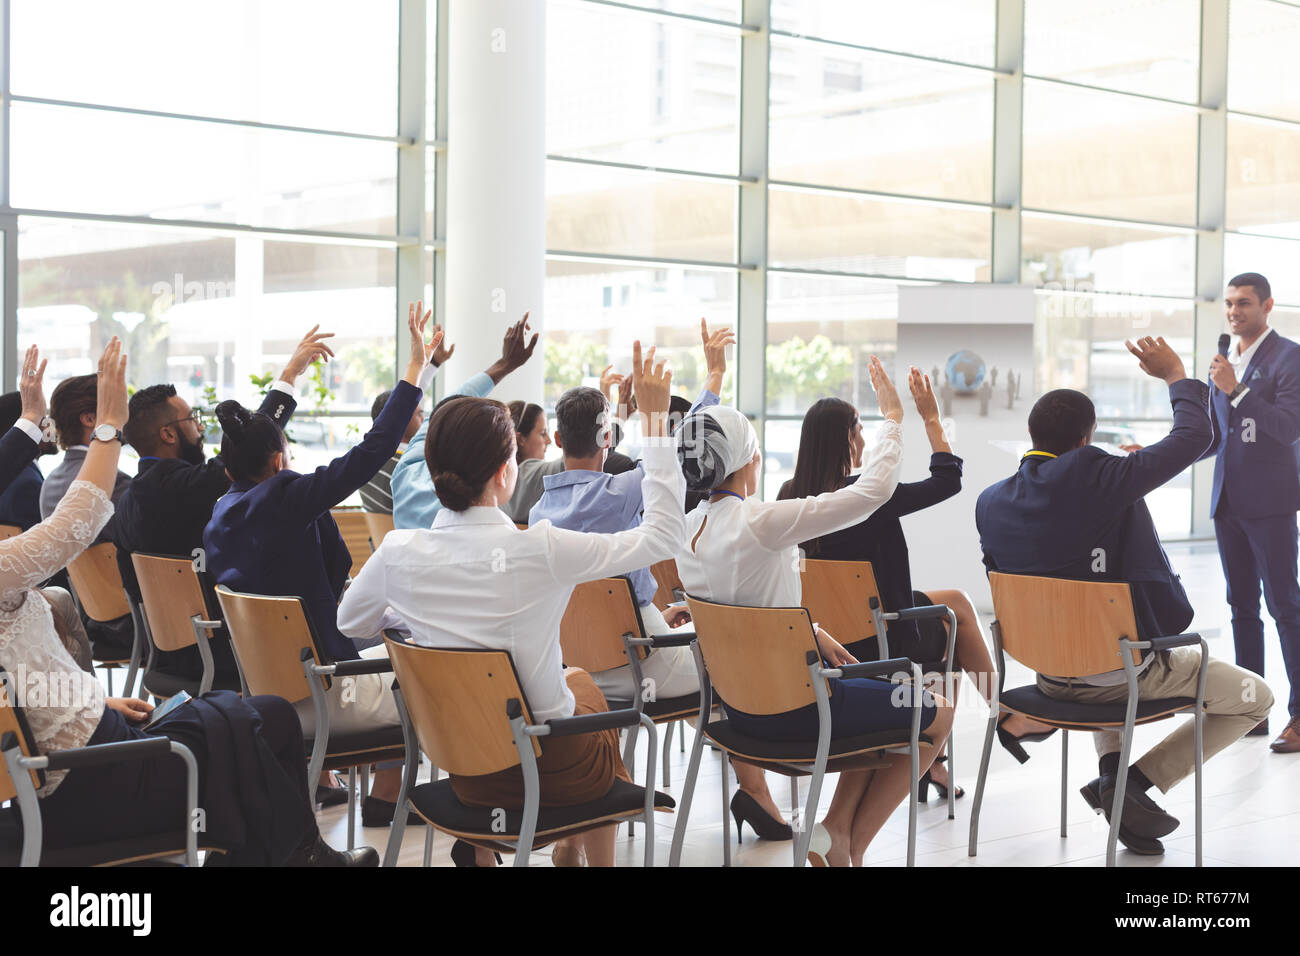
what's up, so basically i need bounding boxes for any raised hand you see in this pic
[868,355,903,424]
[19,344,48,426]
[488,313,540,384]
[96,337,129,430]
[281,324,337,384]
[403,300,444,385]
[430,322,455,366]
[1125,336,1186,385]
[908,365,940,424]
[599,364,625,400]
[700,318,735,394]
[632,340,672,437]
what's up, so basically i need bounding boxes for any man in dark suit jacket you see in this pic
[1199,273,1300,753]
[0,391,54,530]
[977,336,1273,856]
[113,326,334,688]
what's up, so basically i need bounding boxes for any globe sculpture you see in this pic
[944,349,987,393]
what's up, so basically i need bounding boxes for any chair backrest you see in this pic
[362,511,395,551]
[0,524,21,542]
[988,572,1143,677]
[215,586,325,703]
[331,508,374,572]
[66,542,130,622]
[684,595,825,715]
[130,553,208,651]
[649,558,684,609]
[383,636,541,775]
[799,559,882,646]
[558,578,647,675]
[0,668,43,800]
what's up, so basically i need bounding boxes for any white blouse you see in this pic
[337,441,686,723]
[0,480,112,795]
[677,420,903,611]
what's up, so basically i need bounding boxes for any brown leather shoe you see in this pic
[1270,716,1300,753]
[1245,719,1270,737]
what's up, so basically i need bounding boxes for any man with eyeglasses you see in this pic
[112,325,336,691]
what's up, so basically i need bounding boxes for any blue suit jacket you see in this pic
[0,425,42,530]
[0,425,40,500]
[204,381,423,662]
[1198,329,1300,518]
[976,379,1212,641]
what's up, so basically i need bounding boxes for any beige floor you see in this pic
[319,542,1300,867]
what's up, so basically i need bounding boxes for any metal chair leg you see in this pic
[946,737,955,819]
[790,776,800,866]
[720,751,732,866]
[967,708,997,857]
[347,767,357,851]
[668,714,708,866]
[1060,729,1069,838]
[679,718,686,752]
[662,721,672,788]
[423,827,434,867]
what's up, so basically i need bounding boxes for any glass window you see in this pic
[11,0,399,136]
[1022,80,1200,225]
[548,0,740,175]
[543,259,737,408]
[546,161,737,262]
[1226,114,1300,238]
[12,102,397,234]
[1228,0,1300,123]
[1020,212,1195,298]
[766,273,900,415]
[1024,0,1200,102]
[770,0,996,68]
[1224,233,1300,306]
[768,186,991,281]
[769,37,993,202]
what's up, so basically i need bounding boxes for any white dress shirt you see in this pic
[336,440,686,722]
[1227,326,1272,407]
[676,420,903,610]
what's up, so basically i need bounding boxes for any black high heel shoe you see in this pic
[917,756,964,802]
[996,713,1057,764]
[730,790,794,843]
[451,839,503,867]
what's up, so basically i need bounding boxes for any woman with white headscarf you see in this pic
[675,356,953,867]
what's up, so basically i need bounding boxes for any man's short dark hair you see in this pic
[371,390,392,422]
[1227,273,1272,304]
[1028,388,1096,456]
[0,392,21,435]
[50,373,98,450]
[554,386,608,460]
[124,383,179,454]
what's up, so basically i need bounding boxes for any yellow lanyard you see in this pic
[1020,449,1058,464]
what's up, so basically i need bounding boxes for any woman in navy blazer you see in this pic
[203,303,440,820]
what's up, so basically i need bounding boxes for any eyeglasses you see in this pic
[164,411,205,430]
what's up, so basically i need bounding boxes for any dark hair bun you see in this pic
[432,470,477,512]
[214,400,251,442]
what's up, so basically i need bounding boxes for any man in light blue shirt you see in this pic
[392,315,539,530]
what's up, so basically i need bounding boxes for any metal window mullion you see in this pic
[431,0,449,404]
[396,0,427,388]
[991,0,1024,285]
[1,0,12,393]
[738,0,769,487]
[1191,0,1230,538]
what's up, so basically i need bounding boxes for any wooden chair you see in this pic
[0,524,21,541]
[65,541,143,697]
[130,553,224,700]
[0,666,209,866]
[967,572,1207,867]
[215,585,405,850]
[381,634,673,867]
[362,511,395,551]
[649,558,685,609]
[559,577,698,795]
[331,507,375,573]
[668,595,930,867]
[800,558,958,817]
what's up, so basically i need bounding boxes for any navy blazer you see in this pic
[0,461,43,531]
[1197,329,1300,518]
[203,381,423,662]
[976,379,1212,642]
[0,425,40,499]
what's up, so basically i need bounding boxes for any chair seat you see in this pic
[0,809,223,867]
[704,719,932,768]
[408,778,675,841]
[605,694,700,723]
[1001,684,1197,727]
[308,725,406,767]
[141,669,242,700]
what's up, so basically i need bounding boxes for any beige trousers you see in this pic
[1037,646,1273,793]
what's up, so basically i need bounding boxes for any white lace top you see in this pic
[0,480,113,795]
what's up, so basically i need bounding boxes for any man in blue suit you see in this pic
[1201,273,1300,753]
[977,336,1273,855]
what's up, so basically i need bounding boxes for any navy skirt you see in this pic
[724,675,937,742]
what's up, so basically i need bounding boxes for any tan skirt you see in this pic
[450,668,632,809]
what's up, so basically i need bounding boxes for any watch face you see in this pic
[94,424,117,442]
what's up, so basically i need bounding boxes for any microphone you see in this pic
[1218,333,1231,358]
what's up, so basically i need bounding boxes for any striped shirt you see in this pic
[360,448,403,515]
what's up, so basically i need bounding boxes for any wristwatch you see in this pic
[1228,383,1250,404]
[92,423,124,444]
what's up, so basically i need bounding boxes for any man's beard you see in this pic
[178,433,207,467]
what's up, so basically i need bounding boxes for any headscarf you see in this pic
[675,405,759,492]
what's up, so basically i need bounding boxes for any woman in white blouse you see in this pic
[338,342,685,868]
[0,340,374,866]
[675,356,953,867]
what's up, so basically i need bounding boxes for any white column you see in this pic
[991,0,1024,285]
[737,0,769,464]
[441,0,546,402]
